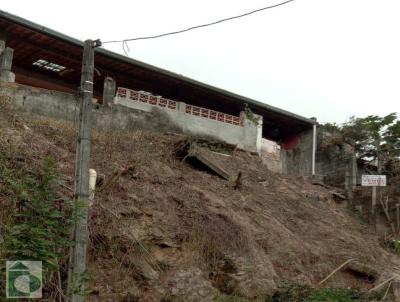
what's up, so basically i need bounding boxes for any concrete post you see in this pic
[68,39,100,302]
[0,46,15,83]
[102,76,116,107]
[256,114,263,154]
[240,111,263,154]
[0,40,5,55]
[177,102,187,133]
[309,117,318,177]
[178,101,186,114]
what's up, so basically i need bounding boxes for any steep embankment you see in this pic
[1,97,400,301]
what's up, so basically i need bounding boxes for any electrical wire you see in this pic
[102,0,296,44]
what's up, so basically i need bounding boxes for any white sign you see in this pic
[361,175,386,187]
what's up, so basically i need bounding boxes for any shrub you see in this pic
[215,294,251,302]
[305,288,368,302]
[267,283,312,302]
[267,283,370,302]
[0,153,73,298]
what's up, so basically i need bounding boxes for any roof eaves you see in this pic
[0,9,316,126]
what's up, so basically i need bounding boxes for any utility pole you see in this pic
[68,39,101,302]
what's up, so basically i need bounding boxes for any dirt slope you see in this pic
[1,102,400,301]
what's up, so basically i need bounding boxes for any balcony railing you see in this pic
[117,87,177,110]
[116,87,243,127]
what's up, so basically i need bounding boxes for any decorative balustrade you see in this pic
[116,87,243,127]
[185,105,241,126]
[117,87,177,109]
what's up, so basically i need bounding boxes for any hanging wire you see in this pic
[102,0,296,44]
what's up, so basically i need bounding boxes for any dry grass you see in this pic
[0,96,36,233]
[2,97,400,301]
[0,95,20,129]
[186,212,249,270]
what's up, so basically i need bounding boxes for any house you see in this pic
[0,9,352,182]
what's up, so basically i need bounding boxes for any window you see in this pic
[32,59,66,72]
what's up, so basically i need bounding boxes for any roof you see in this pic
[0,9,315,140]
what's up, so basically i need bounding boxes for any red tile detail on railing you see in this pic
[117,87,242,127]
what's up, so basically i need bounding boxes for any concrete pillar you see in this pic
[177,102,187,133]
[255,114,263,154]
[102,76,116,107]
[0,40,5,55]
[240,111,263,154]
[178,101,186,114]
[0,46,15,83]
[310,118,317,176]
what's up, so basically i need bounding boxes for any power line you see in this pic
[102,0,296,44]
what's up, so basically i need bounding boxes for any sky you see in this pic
[2,0,399,124]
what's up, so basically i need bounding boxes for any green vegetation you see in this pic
[323,113,400,175]
[214,294,251,302]
[244,103,261,126]
[0,152,73,297]
[1,155,72,267]
[215,284,374,302]
[305,288,368,302]
[384,239,400,254]
[267,283,371,302]
[266,283,312,302]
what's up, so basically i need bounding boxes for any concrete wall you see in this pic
[316,132,356,190]
[1,82,356,189]
[1,83,262,153]
[280,126,357,192]
[114,96,262,153]
[281,129,313,176]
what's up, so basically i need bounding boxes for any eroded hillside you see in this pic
[1,97,400,301]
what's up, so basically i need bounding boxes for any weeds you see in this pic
[384,238,400,254]
[244,103,261,126]
[267,283,371,302]
[267,283,312,302]
[215,294,251,302]
[0,152,73,300]
[305,288,368,302]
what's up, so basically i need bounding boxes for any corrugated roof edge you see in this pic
[0,9,316,126]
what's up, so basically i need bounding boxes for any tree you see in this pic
[324,113,400,174]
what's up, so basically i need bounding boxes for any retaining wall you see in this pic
[280,126,357,194]
[1,83,262,153]
[114,87,262,153]
[280,130,314,176]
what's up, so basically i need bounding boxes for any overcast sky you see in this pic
[2,0,399,123]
